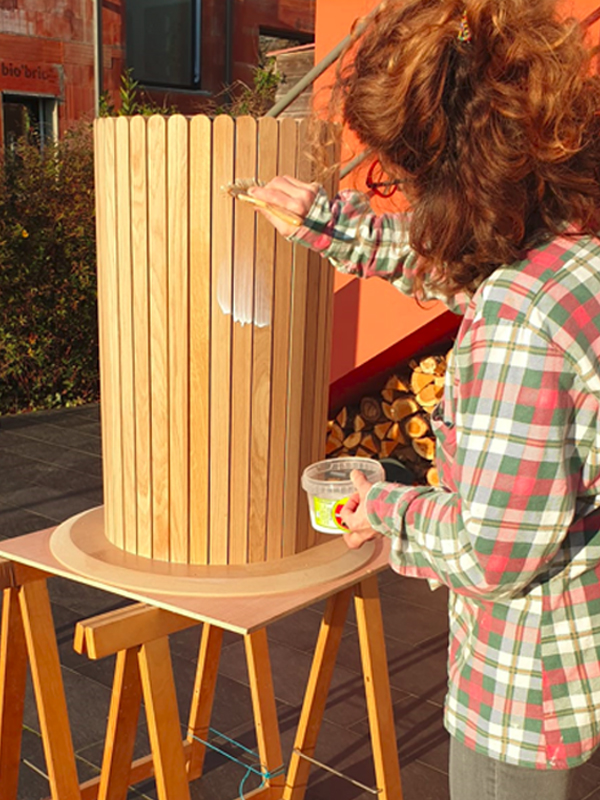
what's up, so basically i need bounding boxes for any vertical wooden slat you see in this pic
[248,117,278,564]
[147,115,170,561]
[266,117,297,561]
[210,115,235,565]
[297,120,329,554]
[130,115,153,558]
[229,116,257,564]
[168,115,190,564]
[283,119,311,555]
[189,115,212,565]
[96,118,124,549]
[307,136,340,549]
[115,116,137,555]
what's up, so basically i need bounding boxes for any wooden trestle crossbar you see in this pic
[0,549,403,800]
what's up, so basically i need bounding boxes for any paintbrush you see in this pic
[224,179,304,228]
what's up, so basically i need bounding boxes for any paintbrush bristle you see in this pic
[223,178,264,198]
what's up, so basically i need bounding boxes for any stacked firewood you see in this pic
[326,351,452,486]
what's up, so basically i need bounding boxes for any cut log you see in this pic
[374,421,392,441]
[381,388,395,403]
[410,370,435,396]
[390,397,419,421]
[335,406,348,430]
[360,433,378,453]
[419,355,443,374]
[403,414,430,439]
[356,446,374,458]
[331,421,345,441]
[343,431,362,449]
[387,422,405,445]
[326,433,343,455]
[385,374,410,393]
[416,382,444,407]
[353,415,366,433]
[426,466,440,486]
[360,396,383,424]
[413,436,436,461]
[379,439,398,458]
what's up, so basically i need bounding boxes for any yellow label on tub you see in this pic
[313,496,350,532]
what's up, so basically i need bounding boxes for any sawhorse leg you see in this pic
[0,560,82,800]
[76,607,284,800]
[0,586,27,800]
[283,576,402,800]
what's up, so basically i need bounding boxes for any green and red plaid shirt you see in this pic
[292,188,600,770]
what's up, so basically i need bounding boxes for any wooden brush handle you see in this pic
[236,193,304,228]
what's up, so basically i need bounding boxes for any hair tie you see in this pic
[457,10,472,42]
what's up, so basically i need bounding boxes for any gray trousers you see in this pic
[449,737,572,800]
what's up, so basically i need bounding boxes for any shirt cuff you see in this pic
[366,481,428,539]
[287,186,335,251]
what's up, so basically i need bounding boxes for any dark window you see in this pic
[126,0,201,89]
[2,94,56,149]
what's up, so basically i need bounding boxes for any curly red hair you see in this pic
[329,0,600,296]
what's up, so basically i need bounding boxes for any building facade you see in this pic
[0,0,315,147]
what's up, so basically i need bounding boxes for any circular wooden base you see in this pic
[49,507,377,597]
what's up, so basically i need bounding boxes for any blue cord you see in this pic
[187,726,286,800]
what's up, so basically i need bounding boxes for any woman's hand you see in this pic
[249,176,320,238]
[340,470,383,550]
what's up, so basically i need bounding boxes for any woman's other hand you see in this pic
[249,176,320,238]
[340,470,383,550]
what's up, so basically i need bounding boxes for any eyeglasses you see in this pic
[365,159,405,198]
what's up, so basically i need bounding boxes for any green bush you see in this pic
[0,125,99,414]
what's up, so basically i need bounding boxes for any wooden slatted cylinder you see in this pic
[94,114,338,566]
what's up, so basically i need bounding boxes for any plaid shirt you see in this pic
[292,188,600,770]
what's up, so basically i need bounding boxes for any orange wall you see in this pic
[316,0,600,407]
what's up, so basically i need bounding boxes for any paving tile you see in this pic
[379,569,449,613]
[16,764,51,800]
[0,405,100,432]
[0,458,102,495]
[265,605,326,653]
[380,593,449,647]
[351,690,449,773]
[47,575,128,618]
[569,760,600,800]
[4,422,102,453]
[0,506,57,538]
[23,667,113,754]
[23,459,103,491]
[0,431,102,476]
[334,627,449,706]
[217,637,406,729]
[169,622,238,662]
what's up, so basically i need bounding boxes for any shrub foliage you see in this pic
[0,126,99,414]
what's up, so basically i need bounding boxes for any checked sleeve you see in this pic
[290,187,467,314]
[366,313,579,601]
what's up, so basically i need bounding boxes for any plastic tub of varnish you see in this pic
[301,457,385,534]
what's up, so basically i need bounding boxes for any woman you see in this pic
[251,1,600,798]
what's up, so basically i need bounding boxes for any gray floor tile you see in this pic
[0,506,57,538]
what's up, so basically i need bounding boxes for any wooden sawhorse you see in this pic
[0,528,402,800]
